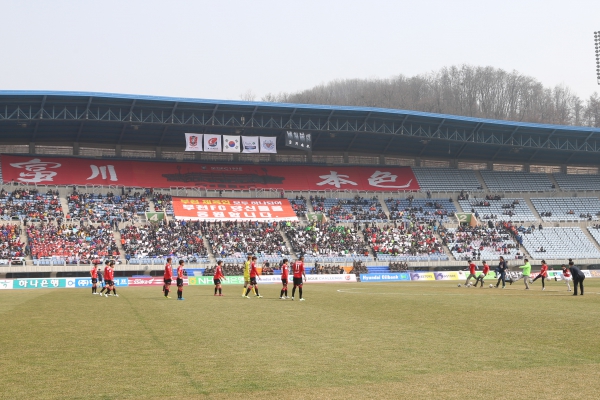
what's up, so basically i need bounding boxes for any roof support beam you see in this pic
[323,110,335,130]
[158,102,179,145]
[345,133,359,151]
[491,126,520,160]
[382,134,396,153]
[118,99,137,144]
[31,95,47,141]
[75,97,94,143]
[455,142,469,158]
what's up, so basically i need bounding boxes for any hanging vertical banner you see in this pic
[203,134,222,152]
[222,135,241,153]
[242,136,260,153]
[259,137,277,153]
[184,133,203,151]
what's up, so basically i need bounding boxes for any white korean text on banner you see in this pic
[203,134,222,152]
[172,197,298,221]
[222,135,241,153]
[259,137,277,153]
[184,133,203,151]
[242,136,260,153]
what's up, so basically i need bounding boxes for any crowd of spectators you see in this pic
[283,221,369,258]
[289,196,308,218]
[0,224,25,259]
[201,220,289,258]
[439,223,519,261]
[152,193,173,216]
[364,223,443,257]
[0,189,63,221]
[120,220,208,260]
[67,191,148,223]
[389,261,409,271]
[313,263,346,274]
[350,260,368,276]
[203,263,244,276]
[26,222,119,263]
[385,197,452,223]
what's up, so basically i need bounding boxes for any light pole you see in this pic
[595,31,600,85]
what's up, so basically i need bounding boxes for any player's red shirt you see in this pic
[563,268,571,278]
[281,264,289,279]
[214,265,224,280]
[249,262,259,278]
[469,263,476,275]
[105,266,114,280]
[177,265,184,279]
[164,263,173,280]
[539,264,548,277]
[90,267,98,279]
[482,264,490,275]
[292,260,304,278]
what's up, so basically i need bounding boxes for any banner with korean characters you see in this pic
[172,197,298,221]
[75,277,129,288]
[128,277,188,286]
[12,278,76,290]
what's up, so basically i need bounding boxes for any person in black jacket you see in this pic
[495,256,508,289]
[568,259,585,296]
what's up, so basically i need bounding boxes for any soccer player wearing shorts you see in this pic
[99,260,110,296]
[213,260,226,296]
[244,256,262,298]
[474,260,490,288]
[90,264,99,295]
[291,256,306,301]
[279,259,289,299]
[103,261,116,297]
[164,257,173,299]
[242,254,255,297]
[109,260,118,297]
[531,260,548,290]
[176,260,185,300]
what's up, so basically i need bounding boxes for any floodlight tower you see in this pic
[596,31,600,85]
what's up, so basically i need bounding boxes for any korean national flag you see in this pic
[222,135,240,152]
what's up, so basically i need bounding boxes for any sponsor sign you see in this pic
[0,279,13,290]
[242,136,259,153]
[0,155,420,191]
[145,212,166,222]
[588,270,600,278]
[410,272,435,281]
[259,137,277,154]
[434,271,460,280]
[184,133,203,151]
[188,276,245,285]
[172,197,298,221]
[12,278,76,289]
[75,277,129,287]
[203,134,222,152]
[128,277,188,286]
[360,273,410,282]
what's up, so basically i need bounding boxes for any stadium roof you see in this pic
[1,90,600,166]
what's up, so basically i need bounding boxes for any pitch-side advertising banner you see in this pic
[360,273,410,282]
[128,277,187,286]
[0,155,420,191]
[172,197,299,221]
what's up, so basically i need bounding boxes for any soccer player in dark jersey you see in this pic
[99,260,110,296]
[291,255,306,301]
[495,256,508,288]
[280,259,289,299]
[90,264,99,295]
[109,260,118,297]
[164,257,173,299]
[176,260,185,300]
[213,260,226,296]
[244,256,262,298]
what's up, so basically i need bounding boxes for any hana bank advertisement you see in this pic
[0,154,420,191]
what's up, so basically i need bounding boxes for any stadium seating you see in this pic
[530,197,600,222]
[480,171,553,192]
[288,197,308,218]
[0,189,64,221]
[310,196,387,222]
[363,223,447,261]
[440,225,520,261]
[587,226,600,247]
[67,191,148,223]
[412,168,482,192]
[520,227,600,259]
[553,173,600,191]
[458,198,536,222]
[385,198,456,223]
[0,224,24,259]
[153,193,174,216]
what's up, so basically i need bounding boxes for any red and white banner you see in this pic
[128,277,188,286]
[184,133,202,151]
[172,197,298,221]
[247,274,357,284]
[259,137,277,153]
[0,155,420,191]
[203,134,222,152]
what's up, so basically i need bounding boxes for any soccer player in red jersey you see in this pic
[99,260,110,296]
[164,257,173,299]
[213,260,226,296]
[464,260,477,286]
[244,256,262,298]
[103,261,117,297]
[291,255,306,301]
[279,258,289,299]
[474,260,490,288]
[90,264,99,295]
[176,260,185,300]
[532,259,548,290]
[109,260,118,297]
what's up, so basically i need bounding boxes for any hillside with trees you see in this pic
[259,65,600,127]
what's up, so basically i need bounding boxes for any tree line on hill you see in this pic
[255,65,600,127]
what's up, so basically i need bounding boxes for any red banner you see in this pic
[128,277,188,286]
[173,197,298,221]
[0,155,419,191]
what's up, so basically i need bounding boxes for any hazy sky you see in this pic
[1,0,599,103]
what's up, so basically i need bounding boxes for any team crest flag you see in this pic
[184,133,202,151]
[259,137,277,153]
[241,136,260,153]
[203,134,222,152]
[222,135,241,153]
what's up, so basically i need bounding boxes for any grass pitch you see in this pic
[1,279,600,399]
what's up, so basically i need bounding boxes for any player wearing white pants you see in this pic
[561,264,572,291]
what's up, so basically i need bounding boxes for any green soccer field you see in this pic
[2,280,600,399]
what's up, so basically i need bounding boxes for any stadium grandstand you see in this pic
[2,90,600,277]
